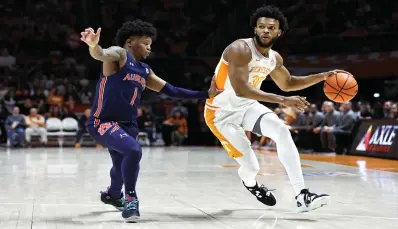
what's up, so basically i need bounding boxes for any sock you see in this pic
[242,180,257,187]
[257,114,306,196]
[125,191,137,202]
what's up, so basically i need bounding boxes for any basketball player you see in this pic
[80,19,219,221]
[205,6,338,212]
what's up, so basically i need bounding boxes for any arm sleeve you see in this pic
[160,82,208,99]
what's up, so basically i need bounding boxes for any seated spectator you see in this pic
[170,101,188,117]
[0,102,10,143]
[322,102,357,154]
[358,102,373,119]
[5,106,26,147]
[163,111,188,146]
[291,104,324,151]
[314,101,340,152]
[388,103,398,119]
[137,108,156,144]
[47,88,64,106]
[25,108,47,146]
[75,108,90,148]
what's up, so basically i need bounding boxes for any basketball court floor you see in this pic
[1,146,397,229]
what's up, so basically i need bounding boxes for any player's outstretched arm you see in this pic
[269,52,339,91]
[146,70,221,99]
[80,28,126,63]
[227,40,309,111]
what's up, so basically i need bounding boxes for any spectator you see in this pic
[315,101,340,152]
[383,101,393,118]
[5,106,26,147]
[75,108,90,148]
[0,102,10,143]
[170,101,188,117]
[389,103,398,119]
[359,102,373,119]
[163,111,188,146]
[294,104,324,151]
[25,108,47,146]
[137,108,156,144]
[0,48,16,69]
[326,102,358,154]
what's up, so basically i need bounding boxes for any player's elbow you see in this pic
[278,83,293,92]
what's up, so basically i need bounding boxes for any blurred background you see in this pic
[1,0,397,158]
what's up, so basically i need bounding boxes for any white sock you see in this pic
[258,114,305,196]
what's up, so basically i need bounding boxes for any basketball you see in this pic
[323,71,358,103]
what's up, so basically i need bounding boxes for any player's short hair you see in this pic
[250,5,289,34]
[115,19,157,46]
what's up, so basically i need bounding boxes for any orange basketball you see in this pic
[323,71,358,103]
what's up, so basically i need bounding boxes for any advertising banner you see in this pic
[349,119,398,159]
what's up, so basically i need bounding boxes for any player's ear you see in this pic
[277,30,281,37]
[125,39,132,48]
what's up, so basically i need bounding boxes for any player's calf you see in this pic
[243,181,277,206]
[295,189,330,213]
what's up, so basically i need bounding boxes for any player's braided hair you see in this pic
[115,19,157,46]
[250,5,289,34]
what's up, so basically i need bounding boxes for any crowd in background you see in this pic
[0,0,397,152]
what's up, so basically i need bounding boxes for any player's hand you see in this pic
[281,96,310,112]
[80,27,101,48]
[208,75,223,98]
[322,69,350,80]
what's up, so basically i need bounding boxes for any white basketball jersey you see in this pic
[206,38,277,111]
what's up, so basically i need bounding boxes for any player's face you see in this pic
[254,17,281,48]
[130,36,152,59]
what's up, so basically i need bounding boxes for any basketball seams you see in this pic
[324,90,355,97]
[324,82,356,96]
[325,92,345,102]
[332,73,350,101]
[342,83,358,90]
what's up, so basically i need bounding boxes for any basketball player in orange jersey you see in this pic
[205,6,339,212]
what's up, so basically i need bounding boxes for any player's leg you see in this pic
[204,107,276,206]
[88,121,141,220]
[242,103,330,212]
[105,126,142,221]
[100,148,125,211]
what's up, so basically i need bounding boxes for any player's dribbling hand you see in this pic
[282,96,310,112]
[80,28,101,48]
[322,69,349,80]
[208,75,223,98]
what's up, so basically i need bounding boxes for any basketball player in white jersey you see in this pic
[205,6,338,212]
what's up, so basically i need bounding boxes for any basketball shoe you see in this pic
[243,182,277,206]
[100,188,124,211]
[122,191,140,221]
[295,189,330,212]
